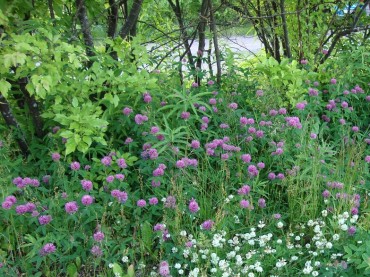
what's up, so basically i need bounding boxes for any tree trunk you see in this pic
[0,93,29,156]
[209,0,221,84]
[280,0,291,59]
[75,0,95,60]
[119,0,144,40]
[168,0,196,72]
[196,0,209,85]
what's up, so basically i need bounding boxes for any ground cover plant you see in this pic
[1,55,370,276]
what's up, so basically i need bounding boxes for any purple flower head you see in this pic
[40,243,56,256]
[164,196,176,208]
[65,201,78,214]
[322,190,330,198]
[209,98,217,105]
[330,78,337,84]
[296,102,306,110]
[42,175,50,184]
[101,156,112,166]
[159,261,170,276]
[137,199,147,207]
[268,172,276,180]
[15,205,28,214]
[273,213,281,219]
[201,220,214,230]
[154,223,165,231]
[188,198,200,213]
[241,154,251,163]
[181,111,190,120]
[26,202,36,212]
[81,195,94,206]
[91,245,103,257]
[143,92,152,103]
[93,231,105,242]
[118,191,128,203]
[257,162,265,169]
[151,180,161,187]
[285,117,302,129]
[13,177,24,187]
[269,109,278,116]
[348,226,356,236]
[106,175,115,183]
[70,161,80,171]
[219,123,229,129]
[310,133,317,139]
[153,167,164,177]
[258,198,266,208]
[256,130,264,138]
[117,158,127,168]
[51,153,61,162]
[190,140,200,149]
[2,201,13,209]
[248,165,259,177]
[134,114,148,125]
[122,107,133,115]
[277,173,285,179]
[38,215,52,225]
[115,174,125,181]
[124,137,133,144]
[81,180,93,191]
[208,80,215,85]
[240,199,250,208]
[228,102,238,109]
[150,126,160,134]
[5,195,17,205]
[238,185,251,195]
[256,89,264,97]
[149,197,158,205]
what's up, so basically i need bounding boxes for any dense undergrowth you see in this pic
[1,44,370,277]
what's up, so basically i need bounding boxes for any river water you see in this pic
[145,36,263,71]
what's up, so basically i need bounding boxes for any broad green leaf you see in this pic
[0,79,11,98]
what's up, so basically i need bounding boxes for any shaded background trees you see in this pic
[0,0,369,156]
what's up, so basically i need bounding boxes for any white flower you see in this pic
[178,269,184,275]
[343,212,349,219]
[332,234,340,241]
[291,256,298,261]
[277,222,284,228]
[258,221,266,228]
[276,239,283,244]
[172,247,178,253]
[121,256,129,263]
[108,263,114,268]
[312,271,319,276]
[210,268,217,273]
[175,263,181,269]
[341,224,348,231]
[314,261,321,267]
[295,236,301,241]
[180,230,187,237]
[321,210,328,217]
[248,273,255,277]
[326,242,333,249]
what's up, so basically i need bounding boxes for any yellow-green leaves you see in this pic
[0,79,11,98]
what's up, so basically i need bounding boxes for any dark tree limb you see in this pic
[0,93,29,156]
[75,0,95,59]
[48,0,55,21]
[280,0,291,59]
[167,0,196,71]
[196,0,209,85]
[119,0,144,40]
[18,78,45,139]
[209,0,221,84]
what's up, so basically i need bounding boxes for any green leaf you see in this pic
[126,265,135,277]
[65,139,77,155]
[0,79,11,98]
[67,263,78,277]
[72,97,78,108]
[112,263,123,275]
[3,52,27,68]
